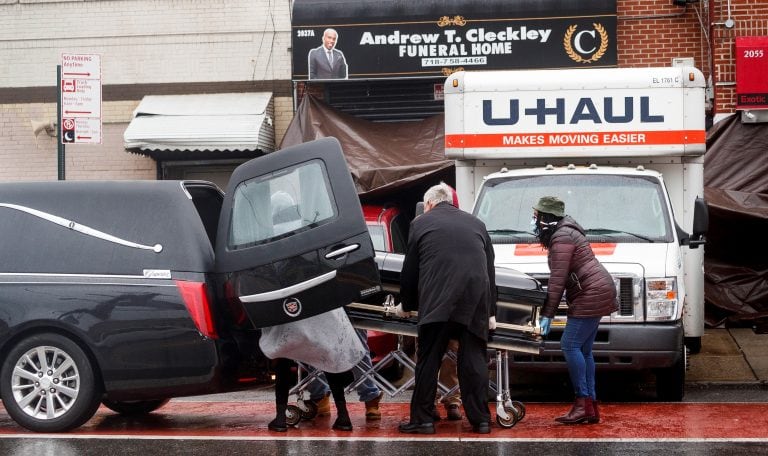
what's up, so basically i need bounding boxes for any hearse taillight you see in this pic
[176,280,218,339]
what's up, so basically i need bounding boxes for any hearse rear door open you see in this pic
[214,137,381,328]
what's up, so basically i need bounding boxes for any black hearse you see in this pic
[0,137,544,433]
[0,138,382,432]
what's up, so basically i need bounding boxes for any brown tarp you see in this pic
[704,114,768,330]
[279,96,768,329]
[279,94,454,200]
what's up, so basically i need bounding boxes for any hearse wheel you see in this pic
[102,398,171,415]
[0,332,102,432]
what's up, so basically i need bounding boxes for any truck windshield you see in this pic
[474,174,673,244]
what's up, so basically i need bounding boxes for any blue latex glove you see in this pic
[539,316,552,336]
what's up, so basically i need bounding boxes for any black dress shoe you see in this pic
[332,416,353,431]
[472,422,491,434]
[268,419,287,432]
[398,421,436,434]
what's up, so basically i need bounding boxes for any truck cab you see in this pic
[474,164,707,400]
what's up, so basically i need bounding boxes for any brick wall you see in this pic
[709,0,768,114]
[0,103,59,181]
[618,1,706,70]
[620,0,768,116]
[0,102,156,181]
[2,1,767,182]
[0,0,292,182]
[273,96,294,148]
[0,0,292,87]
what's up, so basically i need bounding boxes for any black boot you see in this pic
[332,403,352,431]
[268,403,288,432]
[327,370,353,431]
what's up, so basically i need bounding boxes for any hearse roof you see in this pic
[0,180,218,275]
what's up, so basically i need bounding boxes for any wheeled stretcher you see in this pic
[344,265,547,428]
[285,261,546,428]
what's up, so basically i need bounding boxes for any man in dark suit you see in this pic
[396,183,497,435]
[308,28,348,79]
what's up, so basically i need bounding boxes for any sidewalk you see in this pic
[686,327,768,385]
[389,327,768,391]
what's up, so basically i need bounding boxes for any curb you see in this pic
[685,381,768,390]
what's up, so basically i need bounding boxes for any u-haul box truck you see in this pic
[445,67,708,400]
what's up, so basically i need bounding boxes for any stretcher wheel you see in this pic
[511,401,526,420]
[298,400,318,420]
[286,405,302,426]
[496,405,521,428]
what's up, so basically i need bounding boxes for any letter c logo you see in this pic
[574,30,597,55]
[564,24,608,64]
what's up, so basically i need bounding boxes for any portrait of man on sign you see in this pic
[308,28,348,80]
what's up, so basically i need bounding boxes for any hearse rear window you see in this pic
[228,159,336,249]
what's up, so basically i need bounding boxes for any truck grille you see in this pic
[617,277,634,316]
[536,276,635,317]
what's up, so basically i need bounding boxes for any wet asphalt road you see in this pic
[1,373,767,456]
[3,438,768,456]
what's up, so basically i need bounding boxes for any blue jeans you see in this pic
[307,329,381,402]
[560,316,601,399]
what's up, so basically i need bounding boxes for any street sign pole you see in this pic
[57,64,65,180]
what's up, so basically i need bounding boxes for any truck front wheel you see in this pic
[685,336,702,354]
[655,339,686,401]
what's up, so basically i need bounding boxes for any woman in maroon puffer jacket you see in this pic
[534,196,618,425]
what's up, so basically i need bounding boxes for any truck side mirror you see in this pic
[679,197,708,249]
[689,197,708,248]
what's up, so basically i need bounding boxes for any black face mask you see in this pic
[534,212,559,248]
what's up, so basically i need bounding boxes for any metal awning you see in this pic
[123,92,274,160]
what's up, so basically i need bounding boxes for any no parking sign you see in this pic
[60,53,102,144]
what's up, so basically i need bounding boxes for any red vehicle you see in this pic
[362,204,408,378]
[363,204,407,255]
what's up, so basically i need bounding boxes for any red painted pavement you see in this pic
[2,401,768,439]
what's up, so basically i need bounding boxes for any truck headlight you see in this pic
[645,278,678,320]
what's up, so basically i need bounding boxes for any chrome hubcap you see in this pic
[11,346,80,420]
